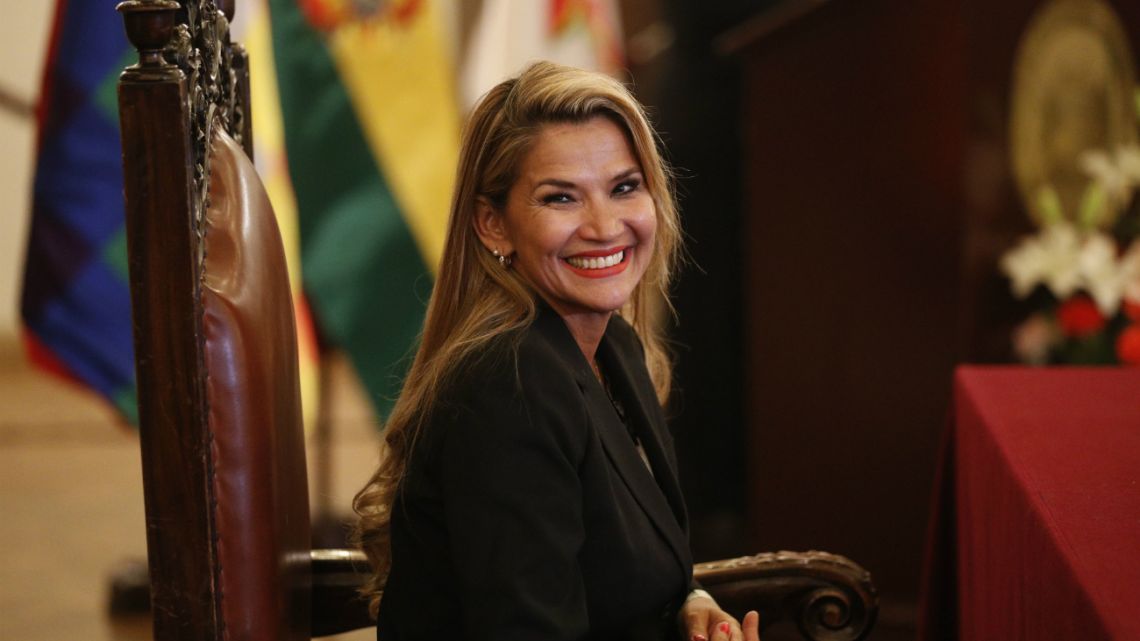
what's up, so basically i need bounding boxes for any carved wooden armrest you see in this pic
[311,549,373,637]
[311,548,878,640]
[695,551,878,641]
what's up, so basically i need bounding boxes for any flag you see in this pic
[21,0,138,423]
[22,0,320,427]
[235,0,322,429]
[461,0,625,110]
[268,0,460,417]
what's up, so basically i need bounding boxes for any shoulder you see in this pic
[452,315,585,405]
[430,316,590,457]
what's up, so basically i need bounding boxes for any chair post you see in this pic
[117,1,221,640]
[216,0,254,157]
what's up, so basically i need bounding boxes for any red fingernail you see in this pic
[692,635,707,641]
[718,622,731,634]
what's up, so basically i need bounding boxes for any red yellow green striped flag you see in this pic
[235,0,321,428]
[267,0,460,416]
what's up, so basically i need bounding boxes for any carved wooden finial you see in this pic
[216,0,235,22]
[117,0,181,68]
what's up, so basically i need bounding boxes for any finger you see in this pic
[742,611,761,641]
[683,608,710,641]
[712,620,732,641]
[729,619,744,641]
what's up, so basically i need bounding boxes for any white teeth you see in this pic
[567,250,624,270]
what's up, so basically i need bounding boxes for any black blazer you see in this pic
[377,304,694,641]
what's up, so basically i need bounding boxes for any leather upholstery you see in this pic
[202,128,311,641]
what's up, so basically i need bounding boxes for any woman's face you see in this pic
[479,116,657,324]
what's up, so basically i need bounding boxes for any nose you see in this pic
[579,201,623,241]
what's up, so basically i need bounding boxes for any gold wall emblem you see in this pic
[1010,0,1137,226]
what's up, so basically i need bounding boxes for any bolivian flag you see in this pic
[268,0,459,417]
[239,0,323,429]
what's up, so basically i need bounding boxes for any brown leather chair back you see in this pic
[117,2,311,640]
[202,127,311,641]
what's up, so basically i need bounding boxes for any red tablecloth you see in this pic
[920,366,1140,641]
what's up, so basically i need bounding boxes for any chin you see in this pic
[582,294,635,315]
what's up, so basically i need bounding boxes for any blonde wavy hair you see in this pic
[352,61,682,614]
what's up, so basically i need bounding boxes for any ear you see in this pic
[472,197,514,255]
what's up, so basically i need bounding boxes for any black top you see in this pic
[376,304,694,641]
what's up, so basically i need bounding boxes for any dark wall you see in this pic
[735,0,966,615]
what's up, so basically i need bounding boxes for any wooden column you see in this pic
[117,2,220,640]
[724,0,967,619]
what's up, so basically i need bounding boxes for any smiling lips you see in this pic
[563,247,630,278]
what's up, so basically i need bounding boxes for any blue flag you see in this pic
[21,0,138,423]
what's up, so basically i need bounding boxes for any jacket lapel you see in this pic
[582,379,692,575]
[532,307,691,574]
[598,335,689,535]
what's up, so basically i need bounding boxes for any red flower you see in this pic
[1124,298,1140,323]
[1117,325,1140,366]
[1056,295,1106,338]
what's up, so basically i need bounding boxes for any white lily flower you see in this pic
[1000,223,1084,299]
[1080,149,1132,209]
[1079,144,1140,225]
[1078,232,1124,315]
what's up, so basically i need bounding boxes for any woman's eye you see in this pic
[542,192,573,205]
[613,179,641,196]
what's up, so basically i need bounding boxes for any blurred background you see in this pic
[2,0,1139,640]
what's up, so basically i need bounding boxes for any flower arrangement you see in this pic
[1000,143,1140,365]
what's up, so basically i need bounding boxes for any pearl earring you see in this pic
[491,248,511,267]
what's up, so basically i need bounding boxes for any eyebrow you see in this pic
[534,178,577,190]
[532,167,643,190]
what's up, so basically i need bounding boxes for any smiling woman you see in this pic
[474,116,658,356]
[353,62,759,641]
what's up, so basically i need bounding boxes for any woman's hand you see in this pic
[678,595,760,641]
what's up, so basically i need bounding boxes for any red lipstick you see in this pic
[562,246,631,279]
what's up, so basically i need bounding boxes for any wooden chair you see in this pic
[115,1,878,640]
